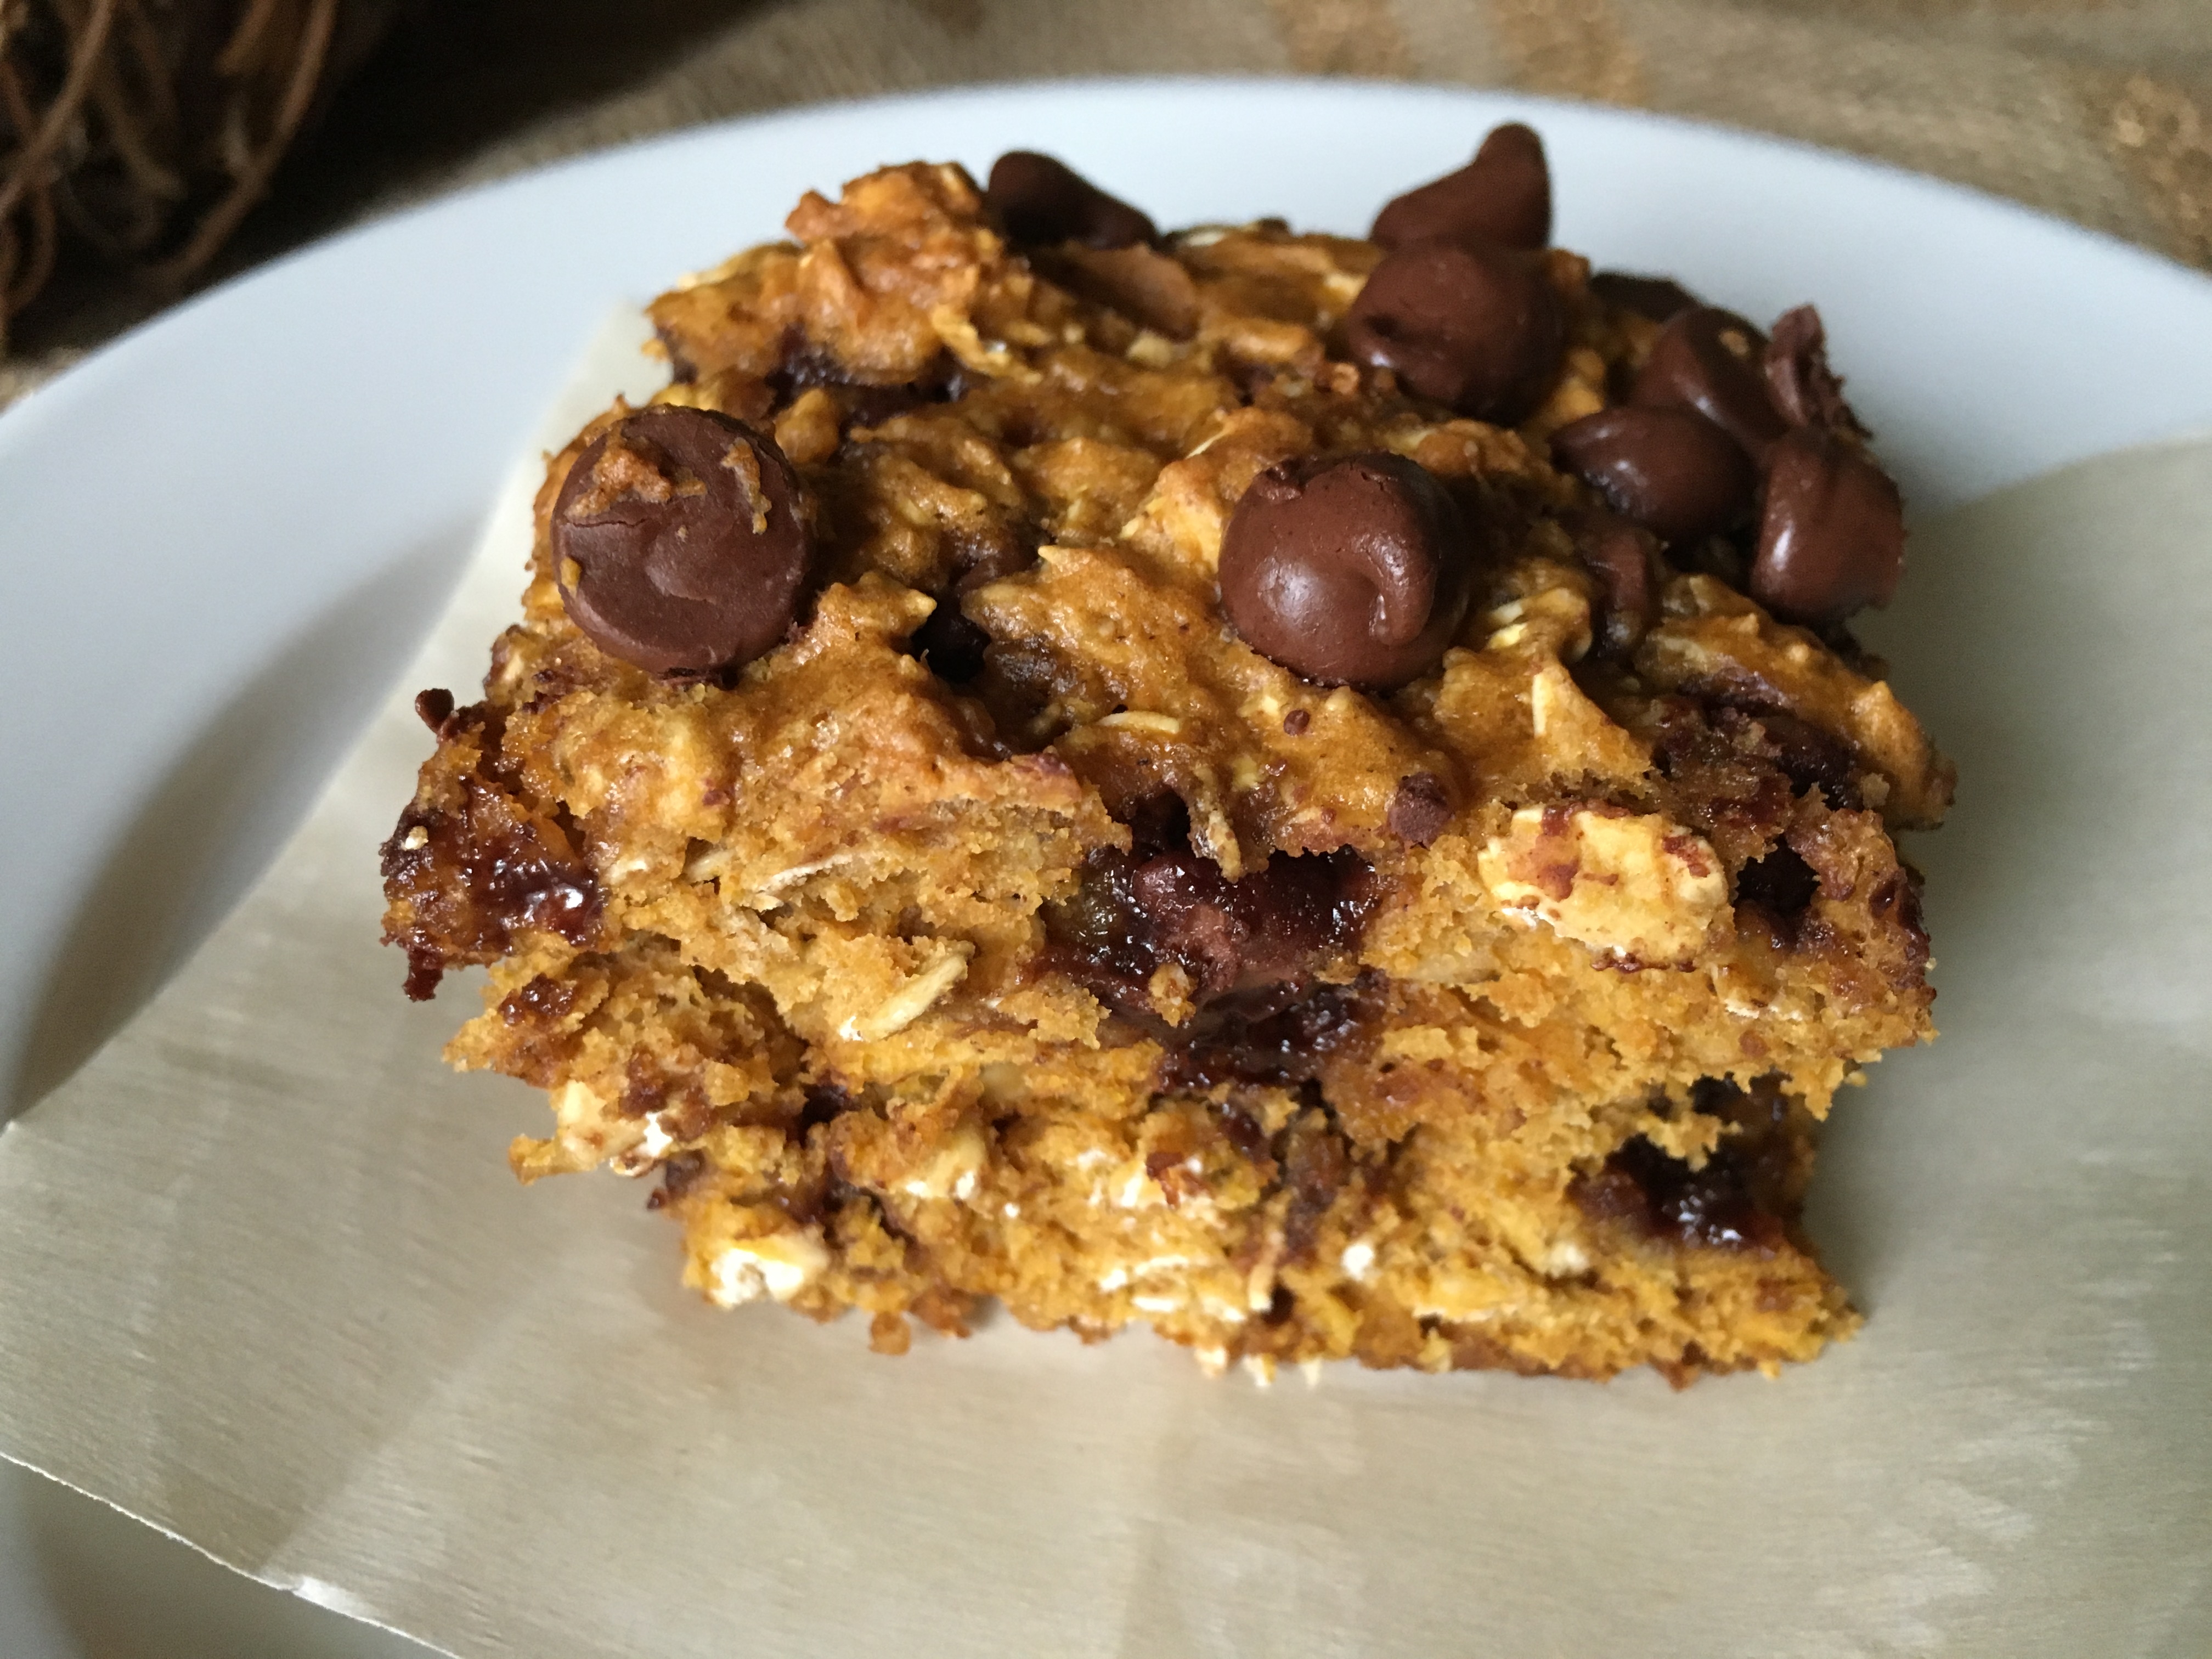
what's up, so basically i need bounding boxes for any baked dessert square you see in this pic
[382,128,1950,1383]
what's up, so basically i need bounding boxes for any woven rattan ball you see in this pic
[0,0,399,351]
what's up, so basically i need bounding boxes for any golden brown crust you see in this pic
[380,161,1949,1384]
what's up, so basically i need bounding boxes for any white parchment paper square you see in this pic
[2,316,2206,1658]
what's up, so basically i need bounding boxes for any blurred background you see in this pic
[2,0,2208,408]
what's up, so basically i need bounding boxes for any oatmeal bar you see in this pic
[382,128,1950,1382]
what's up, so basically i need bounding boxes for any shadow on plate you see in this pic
[6,527,474,1120]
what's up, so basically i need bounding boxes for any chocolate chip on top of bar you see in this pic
[381,129,1951,1385]
[1218,452,1475,690]
[551,404,817,676]
[1371,122,1553,251]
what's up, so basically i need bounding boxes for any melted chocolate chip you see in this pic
[1642,1135,1787,1251]
[414,687,455,732]
[552,406,815,677]
[772,332,968,426]
[498,972,577,1028]
[1734,843,1820,921]
[380,775,602,1001]
[1159,975,1382,1092]
[1869,864,1931,977]
[1109,791,1192,860]
[1371,122,1551,251]
[1345,238,1565,423]
[1590,271,1700,322]
[1043,846,1379,1028]
[1750,429,1905,625]
[620,1052,671,1119]
[1566,508,1664,657]
[1218,452,1474,691]
[1550,405,1756,546]
[1282,708,1311,736]
[950,518,1040,590]
[795,1081,856,1138]
[908,599,991,685]
[1709,704,1860,806]
[1644,693,1800,849]
[1630,306,1786,462]
[1573,1131,1786,1252]
[1214,1102,1274,1166]
[1387,772,1454,846]
[1763,304,1865,437]
[985,151,1156,249]
[1601,1070,1805,1256]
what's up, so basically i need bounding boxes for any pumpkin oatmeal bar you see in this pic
[382,129,1950,1383]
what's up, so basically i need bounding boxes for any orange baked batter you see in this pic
[383,145,1949,1382]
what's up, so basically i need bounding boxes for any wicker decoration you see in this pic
[0,0,388,352]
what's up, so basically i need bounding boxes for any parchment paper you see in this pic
[2,316,2207,1658]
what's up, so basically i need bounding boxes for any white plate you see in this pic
[3,79,2210,1657]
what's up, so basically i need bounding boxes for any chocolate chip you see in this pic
[1763,304,1866,438]
[950,518,1039,590]
[909,599,991,685]
[1043,845,1379,1024]
[1631,306,1786,462]
[1218,452,1474,691]
[985,151,1156,250]
[1387,772,1454,845]
[380,777,603,1002]
[1566,509,1664,657]
[1711,705,1860,806]
[1161,974,1381,1093]
[1282,708,1311,736]
[1110,791,1193,861]
[1550,405,1756,546]
[1345,238,1564,422]
[551,406,815,677]
[1038,243,1199,338]
[1573,1133,1786,1252]
[1575,1084,1796,1256]
[1750,429,1905,625]
[1734,843,1819,921]
[1371,122,1551,251]
[772,331,968,426]
[1590,271,1700,323]
[414,687,455,732]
